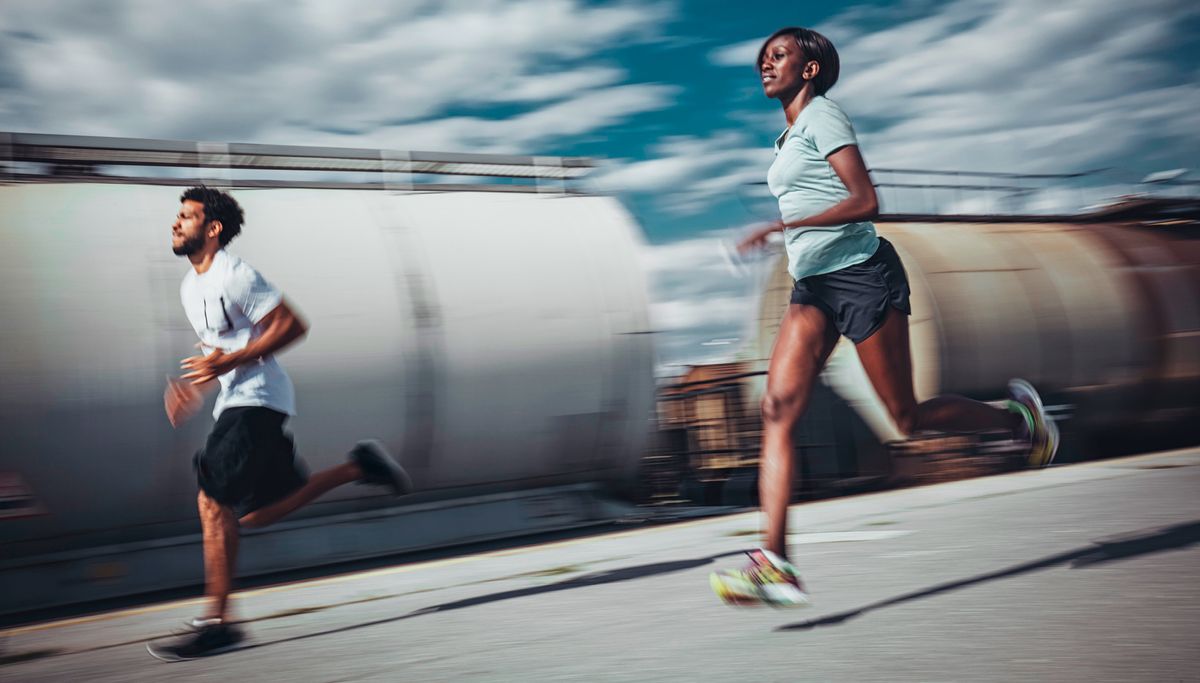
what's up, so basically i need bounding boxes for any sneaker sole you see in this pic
[709,572,766,607]
[146,640,245,662]
[709,572,811,608]
[761,583,812,608]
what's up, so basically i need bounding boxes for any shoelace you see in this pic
[741,552,793,587]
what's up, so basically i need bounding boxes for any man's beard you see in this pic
[172,232,205,256]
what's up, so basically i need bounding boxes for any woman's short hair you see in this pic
[757,27,841,96]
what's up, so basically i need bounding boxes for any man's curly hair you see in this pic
[181,186,245,246]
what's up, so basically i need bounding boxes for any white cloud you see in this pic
[0,0,674,149]
[700,0,1200,215]
[254,83,680,154]
[590,131,775,214]
[833,0,1200,179]
[708,38,760,68]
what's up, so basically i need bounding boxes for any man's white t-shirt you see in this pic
[180,249,295,419]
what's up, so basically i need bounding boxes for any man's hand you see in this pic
[164,376,203,427]
[736,220,784,254]
[180,347,237,386]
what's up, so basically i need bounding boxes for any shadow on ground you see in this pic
[222,550,744,653]
[777,520,1200,632]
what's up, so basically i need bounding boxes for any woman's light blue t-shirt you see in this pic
[767,95,879,281]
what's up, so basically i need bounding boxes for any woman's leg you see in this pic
[759,304,840,559]
[855,307,1022,436]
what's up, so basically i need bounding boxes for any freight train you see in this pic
[0,133,656,616]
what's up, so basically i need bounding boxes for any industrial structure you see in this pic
[650,193,1200,505]
[2,132,1197,620]
[0,133,656,617]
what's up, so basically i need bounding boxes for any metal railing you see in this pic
[744,166,1199,220]
[0,132,595,193]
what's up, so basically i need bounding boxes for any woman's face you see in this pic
[759,35,809,99]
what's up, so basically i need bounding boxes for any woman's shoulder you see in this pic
[806,95,849,118]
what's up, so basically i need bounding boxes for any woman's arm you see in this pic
[738,145,879,252]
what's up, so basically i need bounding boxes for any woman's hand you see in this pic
[736,220,785,254]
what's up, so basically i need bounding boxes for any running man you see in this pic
[710,27,1058,608]
[151,186,413,660]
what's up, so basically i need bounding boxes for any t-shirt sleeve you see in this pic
[227,264,283,324]
[808,101,859,158]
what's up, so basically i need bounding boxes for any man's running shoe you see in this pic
[710,549,810,608]
[349,440,414,496]
[170,616,223,636]
[1007,378,1059,468]
[147,622,244,661]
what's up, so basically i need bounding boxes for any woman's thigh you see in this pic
[763,304,840,422]
[854,305,918,419]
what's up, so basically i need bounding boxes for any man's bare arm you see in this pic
[180,300,309,386]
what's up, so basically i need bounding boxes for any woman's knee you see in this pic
[761,391,805,426]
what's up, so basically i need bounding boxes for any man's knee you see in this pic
[238,512,266,529]
[197,490,236,525]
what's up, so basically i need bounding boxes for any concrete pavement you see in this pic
[3,448,1198,682]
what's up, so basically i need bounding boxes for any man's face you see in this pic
[172,200,210,256]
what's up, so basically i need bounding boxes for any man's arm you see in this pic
[180,300,309,385]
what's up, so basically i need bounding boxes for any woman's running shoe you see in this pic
[710,549,811,608]
[1007,378,1060,468]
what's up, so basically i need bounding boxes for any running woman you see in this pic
[710,27,1058,608]
[151,186,413,660]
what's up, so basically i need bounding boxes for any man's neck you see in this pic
[188,246,222,275]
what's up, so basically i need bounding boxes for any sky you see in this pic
[1,0,1197,372]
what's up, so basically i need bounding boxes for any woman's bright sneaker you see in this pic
[1007,378,1060,468]
[710,549,811,608]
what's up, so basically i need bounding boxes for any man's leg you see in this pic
[856,307,1023,436]
[197,489,239,621]
[759,304,840,558]
[238,462,362,528]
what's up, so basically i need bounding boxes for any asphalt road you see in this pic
[3,448,1198,682]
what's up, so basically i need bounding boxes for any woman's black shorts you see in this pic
[790,237,912,343]
[194,407,309,517]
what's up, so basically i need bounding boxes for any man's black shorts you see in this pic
[194,407,309,517]
[790,237,912,343]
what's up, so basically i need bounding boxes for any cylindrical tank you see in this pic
[754,221,1200,446]
[0,183,655,560]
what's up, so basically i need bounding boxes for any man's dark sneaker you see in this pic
[170,616,223,636]
[349,439,413,496]
[147,623,244,661]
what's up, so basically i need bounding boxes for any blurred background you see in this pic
[0,0,1198,624]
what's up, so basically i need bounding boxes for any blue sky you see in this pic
[1,0,1197,369]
